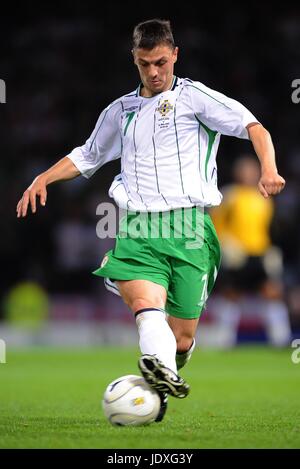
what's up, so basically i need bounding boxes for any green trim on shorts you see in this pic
[93,207,221,319]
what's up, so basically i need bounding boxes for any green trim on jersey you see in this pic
[120,101,124,156]
[195,115,217,182]
[174,91,184,193]
[197,117,201,174]
[187,84,230,108]
[124,111,135,136]
[89,99,123,151]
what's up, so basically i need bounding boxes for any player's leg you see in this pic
[117,278,190,399]
[211,284,242,349]
[165,259,215,371]
[259,279,291,347]
[165,210,221,369]
[116,279,168,421]
[117,279,176,370]
[167,316,197,370]
[166,276,200,372]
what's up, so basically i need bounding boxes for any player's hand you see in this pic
[258,171,286,198]
[16,175,47,218]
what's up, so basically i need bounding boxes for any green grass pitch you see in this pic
[0,346,299,448]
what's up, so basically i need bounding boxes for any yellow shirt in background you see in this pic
[210,185,274,256]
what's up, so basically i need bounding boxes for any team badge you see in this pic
[157,99,173,116]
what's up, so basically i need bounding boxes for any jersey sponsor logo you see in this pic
[157,99,173,116]
[124,106,139,112]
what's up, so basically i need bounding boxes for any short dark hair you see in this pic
[132,19,175,50]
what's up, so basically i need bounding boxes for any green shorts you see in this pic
[93,207,221,319]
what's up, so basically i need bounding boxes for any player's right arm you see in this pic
[16,157,80,218]
[16,99,123,218]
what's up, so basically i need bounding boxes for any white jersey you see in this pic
[67,76,258,212]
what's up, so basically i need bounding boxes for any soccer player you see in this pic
[16,19,286,421]
[210,155,291,347]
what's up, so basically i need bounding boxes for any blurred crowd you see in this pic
[1,4,300,335]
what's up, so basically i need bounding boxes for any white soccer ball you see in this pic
[102,374,161,426]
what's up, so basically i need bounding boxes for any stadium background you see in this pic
[1,1,300,450]
[1,2,300,343]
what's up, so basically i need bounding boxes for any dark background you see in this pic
[1,1,300,329]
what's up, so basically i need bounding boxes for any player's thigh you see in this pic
[117,279,167,313]
[166,258,215,319]
[166,212,220,319]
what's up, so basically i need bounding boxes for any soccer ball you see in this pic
[102,374,161,426]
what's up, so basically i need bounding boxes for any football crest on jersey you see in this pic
[157,99,173,116]
[156,99,174,129]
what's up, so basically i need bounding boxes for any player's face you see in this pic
[133,45,178,97]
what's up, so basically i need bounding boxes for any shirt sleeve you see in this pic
[66,100,122,178]
[188,81,259,140]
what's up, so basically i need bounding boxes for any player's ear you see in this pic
[173,46,179,64]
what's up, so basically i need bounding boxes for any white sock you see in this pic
[135,308,177,373]
[176,338,196,370]
[263,300,291,347]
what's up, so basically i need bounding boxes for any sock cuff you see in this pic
[134,307,166,318]
[176,338,195,355]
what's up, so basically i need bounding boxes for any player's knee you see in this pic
[176,335,194,354]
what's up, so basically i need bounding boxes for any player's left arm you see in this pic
[188,81,286,198]
[247,123,286,198]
